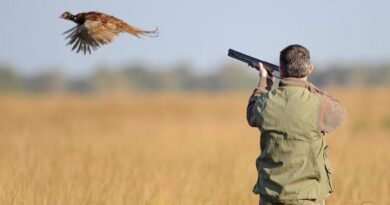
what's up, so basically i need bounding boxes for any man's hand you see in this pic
[259,62,269,78]
[259,62,275,85]
[254,62,274,96]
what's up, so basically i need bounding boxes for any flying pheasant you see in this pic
[60,11,158,54]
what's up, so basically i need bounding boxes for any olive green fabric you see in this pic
[260,197,325,205]
[250,85,333,201]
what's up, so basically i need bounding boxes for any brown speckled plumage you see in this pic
[60,11,158,54]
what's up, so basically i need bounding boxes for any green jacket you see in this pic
[247,77,346,202]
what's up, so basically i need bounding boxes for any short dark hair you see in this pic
[279,44,310,78]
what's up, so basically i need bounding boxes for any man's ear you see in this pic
[307,64,314,75]
[279,66,284,78]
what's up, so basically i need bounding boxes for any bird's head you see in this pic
[60,11,73,20]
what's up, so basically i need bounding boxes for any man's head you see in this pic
[279,44,313,79]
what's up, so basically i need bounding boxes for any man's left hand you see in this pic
[258,62,268,78]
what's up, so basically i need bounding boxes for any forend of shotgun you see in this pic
[227,49,279,74]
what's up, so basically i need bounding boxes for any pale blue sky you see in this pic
[1,0,390,76]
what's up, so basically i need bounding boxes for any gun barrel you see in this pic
[228,49,279,72]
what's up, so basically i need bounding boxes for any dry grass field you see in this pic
[0,88,389,205]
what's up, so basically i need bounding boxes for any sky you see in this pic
[1,0,390,77]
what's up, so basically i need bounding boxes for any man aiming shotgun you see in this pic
[232,45,346,205]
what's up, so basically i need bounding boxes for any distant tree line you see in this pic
[0,62,389,93]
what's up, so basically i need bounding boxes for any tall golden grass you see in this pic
[0,88,389,205]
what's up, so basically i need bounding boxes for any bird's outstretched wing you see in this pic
[63,25,98,55]
[63,19,120,55]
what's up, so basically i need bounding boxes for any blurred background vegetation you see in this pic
[1,62,389,93]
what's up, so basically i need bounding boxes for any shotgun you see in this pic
[228,49,279,76]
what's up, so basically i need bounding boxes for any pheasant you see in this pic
[60,11,158,54]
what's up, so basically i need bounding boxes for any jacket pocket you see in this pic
[323,145,333,192]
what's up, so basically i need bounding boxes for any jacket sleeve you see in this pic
[247,92,259,127]
[247,77,273,127]
[318,95,347,133]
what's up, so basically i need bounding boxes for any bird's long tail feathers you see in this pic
[123,25,159,38]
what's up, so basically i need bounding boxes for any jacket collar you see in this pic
[279,77,322,94]
[279,77,310,87]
